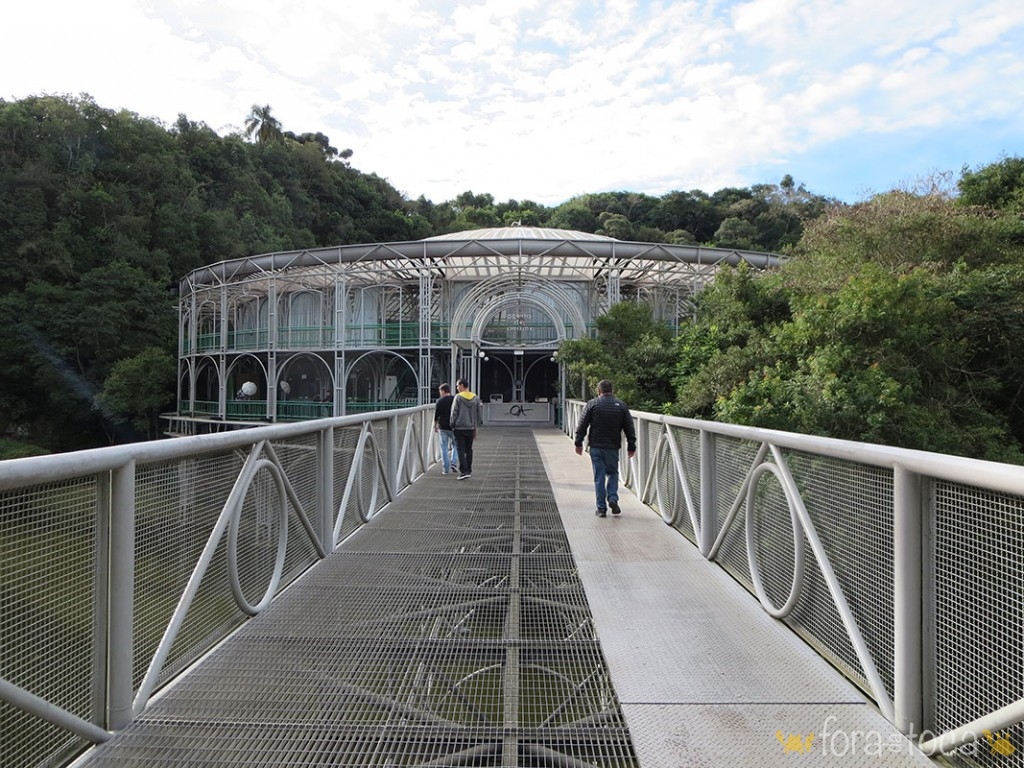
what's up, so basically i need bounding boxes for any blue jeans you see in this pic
[438,429,456,472]
[589,447,620,511]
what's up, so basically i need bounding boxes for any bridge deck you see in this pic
[77,427,933,767]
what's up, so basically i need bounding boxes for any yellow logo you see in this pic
[983,730,1016,756]
[776,731,815,753]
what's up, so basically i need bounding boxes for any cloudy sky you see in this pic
[5,0,1023,205]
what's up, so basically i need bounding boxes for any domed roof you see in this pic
[183,225,782,290]
[424,226,615,242]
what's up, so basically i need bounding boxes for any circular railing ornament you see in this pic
[333,426,386,545]
[356,434,382,524]
[227,458,289,616]
[745,462,805,619]
[653,438,681,526]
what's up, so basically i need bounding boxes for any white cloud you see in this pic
[3,0,1024,205]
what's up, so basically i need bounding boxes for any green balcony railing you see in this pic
[226,400,268,419]
[345,399,418,414]
[276,400,333,421]
[344,323,451,347]
[228,329,269,351]
[190,322,455,353]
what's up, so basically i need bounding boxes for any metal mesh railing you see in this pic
[0,406,434,768]
[132,451,250,691]
[932,482,1024,767]
[0,479,99,768]
[561,400,1024,765]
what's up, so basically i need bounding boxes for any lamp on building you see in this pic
[478,350,489,362]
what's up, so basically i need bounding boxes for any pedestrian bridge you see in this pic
[2,406,1023,767]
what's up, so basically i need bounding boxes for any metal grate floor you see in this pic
[78,428,639,767]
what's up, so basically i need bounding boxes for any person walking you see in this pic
[451,378,482,480]
[574,379,636,517]
[433,383,457,475]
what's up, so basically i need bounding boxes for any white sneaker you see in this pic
[457,473,472,480]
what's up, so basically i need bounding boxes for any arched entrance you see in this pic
[476,351,559,406]
[449,277,578,424]
[344,351,419,414]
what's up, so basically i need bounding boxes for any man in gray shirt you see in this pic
[451,378,482,480]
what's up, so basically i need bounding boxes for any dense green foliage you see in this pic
[556,302,676,412]
[2,92,1021,462]
[667,187,1024,463]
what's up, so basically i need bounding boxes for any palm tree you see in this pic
[244,104,283,144]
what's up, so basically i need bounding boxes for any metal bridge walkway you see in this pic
[77,427,934,767]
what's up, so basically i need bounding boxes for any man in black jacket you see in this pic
[433,383,456,475]
[574,380,636,517]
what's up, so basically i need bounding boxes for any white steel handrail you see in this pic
[0,409,425,493]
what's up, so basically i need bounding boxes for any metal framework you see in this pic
[173,227,781,432]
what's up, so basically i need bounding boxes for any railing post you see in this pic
[424,408,435,468]
[893,464,923,737]
[699,430,717,557]
[92,472,111,730]
[634,417,650,495]
[107,461,136,731]
[319,425,335,551]
[387,414,400,490]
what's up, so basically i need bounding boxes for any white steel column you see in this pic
[894,464,924,736]
[107,461,136,731]
[267,282,278,421]
[335,275,346,417]
[699,430,717,557]
[419,270,432,404]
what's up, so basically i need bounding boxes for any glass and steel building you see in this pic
[169,227,780,433]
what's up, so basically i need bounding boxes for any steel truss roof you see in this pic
[181,227,783,294]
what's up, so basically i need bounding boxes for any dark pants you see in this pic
[454,429,475,475]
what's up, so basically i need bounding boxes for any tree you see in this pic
[0,94,423,450]
[712,265,1024,461]
[650,189,719,243]
[675,188,1024,462]
[245,104,284,145]
[285,130,354,164]
[713,217,757,249]
[453,190,494,211]
[558,302,675,411]
[672,264,789,417]
[596,212,633,240]
[666,229,697,244]
[548,201,597,232]
[94,347,177,441]
[958,156,1024,212]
